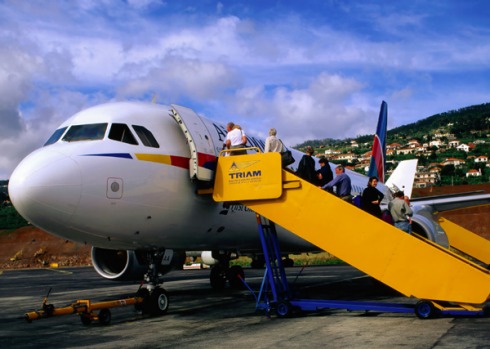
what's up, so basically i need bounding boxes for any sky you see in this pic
[1,0,490,179]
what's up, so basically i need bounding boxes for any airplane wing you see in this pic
[411,192,490,212]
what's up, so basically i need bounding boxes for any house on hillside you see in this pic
[429,139,443,148]
[414,169,439,188]
[396,147,415,155]
[456,143,470,152]
[443,158,466,167]
[407,139,420,148]
[324,149,340,156]
[466,169,482,177]
[334,153,358,162]
[387,143,402,150]
[448,140,460,148]
[416,145,427,154]
[430,166,442,175]
[359,151,372,163]
[475,155,489,163]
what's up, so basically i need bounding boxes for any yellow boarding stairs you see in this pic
[212,149,490,318]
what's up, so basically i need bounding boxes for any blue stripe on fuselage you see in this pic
[82,153,133,159]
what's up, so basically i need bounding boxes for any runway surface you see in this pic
[1,265,489,349]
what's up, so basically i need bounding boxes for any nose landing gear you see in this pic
[135,286,169,316]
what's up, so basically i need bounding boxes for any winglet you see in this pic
[368,101,388,183]
[385,159,418,198]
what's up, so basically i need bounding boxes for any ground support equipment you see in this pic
[212,151,489,319]
[251,214,488,319]
[25,288,144,325]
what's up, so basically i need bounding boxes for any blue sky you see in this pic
[1,0,490,178]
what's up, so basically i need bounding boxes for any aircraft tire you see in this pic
[135,288,151,314]
[210,266,227,290]
[282,257,294,268]
[251,256,265,269]
[150,287,169,316]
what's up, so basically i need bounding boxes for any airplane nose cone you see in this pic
[9,149,82,230]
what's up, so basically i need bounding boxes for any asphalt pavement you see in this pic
[0,265,489,349]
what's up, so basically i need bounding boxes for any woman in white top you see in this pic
[225,122,247,155]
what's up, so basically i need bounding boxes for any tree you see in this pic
[441,164,456,177]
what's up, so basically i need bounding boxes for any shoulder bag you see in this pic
[279,140,295,167]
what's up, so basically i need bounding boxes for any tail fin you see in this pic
[368,101,388,183]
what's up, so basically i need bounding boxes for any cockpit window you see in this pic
[44,127,68,146]
[132,125,160,148]
[62,123,108,142]
[108,123,138,145]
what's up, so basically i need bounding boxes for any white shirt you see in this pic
[226,128,246,146]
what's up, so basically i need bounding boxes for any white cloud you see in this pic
[1,0,490,178]
[0,88,101,179]
[230,73,373,146]
[116,55,239,101]
[0,44,39,109]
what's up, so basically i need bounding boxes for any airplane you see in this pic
[8,100,490,315]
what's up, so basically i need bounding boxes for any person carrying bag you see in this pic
[264,128,295,167]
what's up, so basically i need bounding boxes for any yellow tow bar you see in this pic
[25,288,143,325]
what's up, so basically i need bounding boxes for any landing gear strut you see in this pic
[210,264,245,290]
[136,251,170,316]
[209,252,245,290]
[210,265,227,290]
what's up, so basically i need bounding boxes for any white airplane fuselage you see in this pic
[9,102,377,255]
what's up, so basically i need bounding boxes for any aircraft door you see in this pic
[170,104,217,181]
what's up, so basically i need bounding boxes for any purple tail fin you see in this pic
[368,101,387,183]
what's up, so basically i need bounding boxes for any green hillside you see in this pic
[388,103,490,140]
[295,102,490,186]
[296,103,490,148]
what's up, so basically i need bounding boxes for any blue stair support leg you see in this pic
[255,214,292,315]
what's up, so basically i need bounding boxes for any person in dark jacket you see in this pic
[316,157,333,187]
[361,176,384,218]
[296,146,317,184]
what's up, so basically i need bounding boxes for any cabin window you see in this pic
[108,123,138,145]
[62,123,108,142]
[44,127,68,146]
[132,125,160,148]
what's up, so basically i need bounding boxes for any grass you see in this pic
[229,252,344,267]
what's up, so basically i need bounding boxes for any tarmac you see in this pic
[1,265,490,349]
